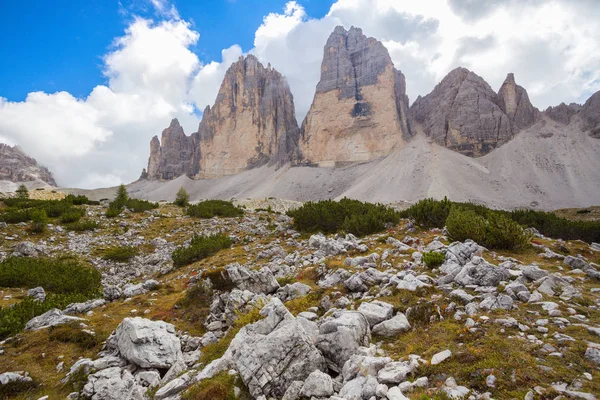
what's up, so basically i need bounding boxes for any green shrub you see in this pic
[576,209,592,214]
[0,374,36,397]
[174,187,190,207]
[125,198,158,213]
[29,209,48,233]
[172,233,233,268]
[402,198,600,244]
[287,198,400,236]
[64,219,99,232]
[422,251,446,268]
[64,194,90,205]
[60,209,85,224]
[182,371,249,400]
[0,208,31,223]
[0,292,90,339]
[186,200,244,219]
[105,205,121,218]
[446,207,531,250]
[49,322,100,349]
[102,246,139,262]
[484,212,532,250]
[0,256,102,295]
[399,197,452,228]
[446,207,487,244]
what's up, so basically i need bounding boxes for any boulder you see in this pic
[300,370,334,397]
[25,309,84,330]
[377,361,413,383]
[26,286,46,301]
[316,311,371,372]
[114,317,182,369]
[372,313,411,337]
[82,367,146,400]
[64,299,107,315]
[357,300,394,327]
[276,282,311,302]
[453,257,510,287]
[225,298,326,398]
[226,263,280,294]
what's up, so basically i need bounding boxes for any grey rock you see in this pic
[318,268,352,288]
[581,90,600,138]
[0,371,33,385]
[342,355,392,382]
[0,143,56,185]
[226,263,280,294]
[497,73,538,130]
[377,361,413,383]
[564,256,591,271]
[545,102,580,125]
[27,286,46,302]
[114,317,182,369]
[357,300,394,327]
[275,282,311,302]
[63,299,106,315]
[82,367,145,400]
[522,265,549,281]
[372,313,411,337]
[453,257,510,287]
[25,308,84,330]
[300,370,334,397]
[479,294,513,310]
[317,311,371,372]
[585,346,600,365]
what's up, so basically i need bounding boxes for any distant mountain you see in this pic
[0,143,56,186]
[136,24,600,210]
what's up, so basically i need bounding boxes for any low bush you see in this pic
[105,205,121,218]
[446,207,531,250]
[64,194,90,205]
[0,198,85,224]
[288,198,400,236]
[402,198,600,244]
[125,198,158,213]
[49,322,100,349]
[0,375,37,398]
[0,209,31,223]
[64,219,99,232]
[182,371,250,400]
[186,200,244,219]
[422,251,446,268]
[29,209,48,234]
[0,292,90,339]
[172,233,233,268]
[102,246,139,262]
[399,197,452,228]
[445,207,487,244]
[60,209,85,224]
[0,256,102,295]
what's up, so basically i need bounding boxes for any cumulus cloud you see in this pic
[0,18,201,188]
[1,0,599,188]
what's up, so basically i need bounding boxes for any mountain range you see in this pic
[0,143,56,191]
[132,25,600,210]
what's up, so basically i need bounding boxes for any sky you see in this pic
[0,0,599,188]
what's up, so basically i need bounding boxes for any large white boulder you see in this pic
[115,317,182,369]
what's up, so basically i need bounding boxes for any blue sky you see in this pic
[0,0,598,188]
[0,0,332,102]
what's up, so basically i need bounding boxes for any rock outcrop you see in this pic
[497,73,538,130]
[145,119,196,180]
[143,55,299,180]
[410,67,513,157]
[581,90,600,138]
[0,143,56,185]
[544,103,581,125]
[299,26,411,166]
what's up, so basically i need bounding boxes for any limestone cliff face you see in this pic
[299,26,411,166]
[581,90,600,138]
[195,55,299,178]
[0,144,56,186]
[410,67,512,157]
[497,73,538,130]
[145,119,196,180]
[544,103,581,125]
[143,55,299,180]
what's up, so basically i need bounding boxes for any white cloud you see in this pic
[2,0,599,188]
[0,17,201,188]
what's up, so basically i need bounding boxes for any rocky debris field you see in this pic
[1,201,599,400]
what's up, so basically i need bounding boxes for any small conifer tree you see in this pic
[174,187,190,207]
[15,184,29,199]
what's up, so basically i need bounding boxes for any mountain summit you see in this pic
[299,26,411,166]
[0,143,56,186]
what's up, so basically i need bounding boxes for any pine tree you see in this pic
[15,184,29,199]
[174,187,190,207]
[113,184,129,208]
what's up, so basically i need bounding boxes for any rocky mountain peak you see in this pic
[410,67,513,157]
[0,143,56,186]
[581,90,600,138]
[497,73,538,129]
[143,55,299,180]
[544,102,581,125]
[299,25,411,166]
